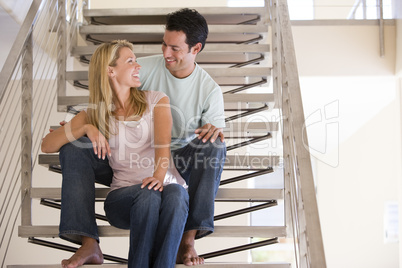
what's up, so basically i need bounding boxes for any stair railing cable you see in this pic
[269,0,327,267]
[0,0,80,266]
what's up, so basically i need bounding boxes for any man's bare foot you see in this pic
[61,237,103,268]
[176,230,204,266]
[177,243,204,266]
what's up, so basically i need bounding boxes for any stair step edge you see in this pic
[18,225,287,238]
[84,7,266,17]
[80,25,268,34]
[72,44,270,56]
[66,68,271,80]
[57,94,275,106]
[38,154,281,169]
[51,122,279,134]
[31,187,284,201]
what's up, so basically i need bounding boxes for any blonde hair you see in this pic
[87,40,147,139]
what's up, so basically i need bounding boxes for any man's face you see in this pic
[162,30,199,78]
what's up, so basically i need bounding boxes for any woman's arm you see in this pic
[141,96,172,191]
[41,111,111,159]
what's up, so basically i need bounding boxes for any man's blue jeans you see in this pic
[58,136,226,243]
[172,137,226,239]
[104,184,189,268]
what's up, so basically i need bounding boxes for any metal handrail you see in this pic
[269,0,327,267]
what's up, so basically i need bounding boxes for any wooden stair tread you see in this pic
[38,154,280,169]
[71,44,270,56]
[57,94,275,111]
[51,122,278,134]
[19,225,286,238]
[31,187,284,201]
[57,93,274,105]
[84,7,266,17]
[80,24,267,35]
[71,44,270,64]
[65,68,271,81]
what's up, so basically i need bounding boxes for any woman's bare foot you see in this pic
[176,230,204,266]
[61,237,104,268]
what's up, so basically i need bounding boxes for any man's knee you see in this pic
[164,184,189,203]
[163,184,189,214]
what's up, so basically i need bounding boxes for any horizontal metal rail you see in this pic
[214,201,277,221]
[28,237,128,263]
[220,169,274,186]
[200,238,279,259]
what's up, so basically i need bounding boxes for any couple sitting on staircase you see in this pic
[41,8,226,268]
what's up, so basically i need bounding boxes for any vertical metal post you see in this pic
[362,0,367,19]
[377,0,385,57]
[269,0,282,110]
[57,0,67,111]
[21,34,34,226]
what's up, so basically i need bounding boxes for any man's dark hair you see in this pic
[165,8,208,52]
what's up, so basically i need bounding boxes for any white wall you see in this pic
[0,6,19,71]
[292,24,400,268]
[0,0,32,24]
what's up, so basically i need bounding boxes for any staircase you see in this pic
[0,0,326,267]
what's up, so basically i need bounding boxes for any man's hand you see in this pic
[195,123,224,143]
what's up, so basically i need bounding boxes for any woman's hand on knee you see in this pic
[141,177,164,192]
[85,124,111,160]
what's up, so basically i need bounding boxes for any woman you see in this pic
[42,40,189,268]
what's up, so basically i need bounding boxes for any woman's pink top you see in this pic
[107,91,186,191]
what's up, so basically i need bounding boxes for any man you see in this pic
[137,8,226,266]
[57,8,226,268]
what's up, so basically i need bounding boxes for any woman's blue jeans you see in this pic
[104,184,189,268]
[58,136,226,243]
[59,137,113,244]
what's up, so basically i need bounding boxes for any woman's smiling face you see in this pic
[111,47,142,88]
